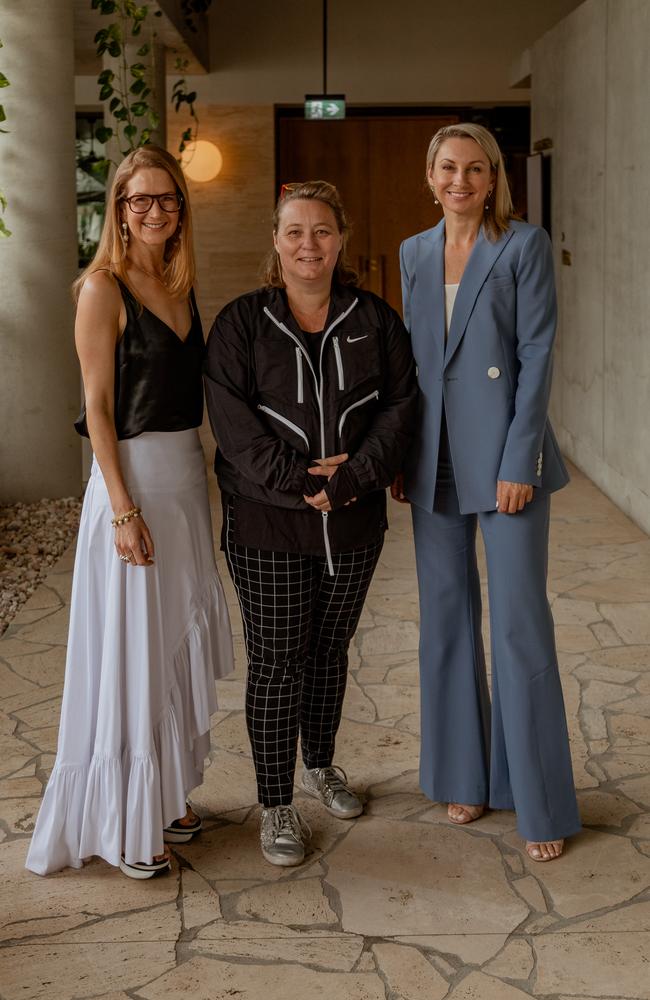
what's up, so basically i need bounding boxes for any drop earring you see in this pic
[121,222,129,245]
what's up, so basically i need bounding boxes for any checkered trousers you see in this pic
[225,505,383,806]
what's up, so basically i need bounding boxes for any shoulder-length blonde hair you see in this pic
[263,180,358,288]
[425,123,515,241]
[73,145,196,302]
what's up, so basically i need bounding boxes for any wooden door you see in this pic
[277,115,458,313]
[277,119,370,293]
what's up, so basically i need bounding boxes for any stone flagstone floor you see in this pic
[1,460,650,999]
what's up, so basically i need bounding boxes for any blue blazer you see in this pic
[400,219,569,514]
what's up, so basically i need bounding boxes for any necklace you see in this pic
[130,262,168,287]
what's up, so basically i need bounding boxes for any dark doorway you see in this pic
[277,106,530,313]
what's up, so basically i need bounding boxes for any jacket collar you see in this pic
[414,222,445,362]
[266,282,359,338]
[444,222,515,367]
[417,220,515,368]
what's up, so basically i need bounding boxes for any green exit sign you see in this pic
[304,95,346,120]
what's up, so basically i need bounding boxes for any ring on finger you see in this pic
[119,554,129,562]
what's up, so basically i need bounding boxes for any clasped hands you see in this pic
[391,473,533,514]
[303,453,357,513]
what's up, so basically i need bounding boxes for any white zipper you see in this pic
[333,336,344,390]
[317,300,358,456]
[257,404,309,448]
[265,299,359,576]
[295,347,304,404]
[322,511,334,575]
[264,300,358,455]
[264,307,318,388]
[338,389,379,441]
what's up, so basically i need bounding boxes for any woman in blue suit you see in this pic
[395,123,580,861]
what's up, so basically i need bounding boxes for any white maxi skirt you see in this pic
[26,429,234,875]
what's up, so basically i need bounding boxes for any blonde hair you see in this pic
[425,123,515,240]
[73,145,196,301]
[263,180,358,288]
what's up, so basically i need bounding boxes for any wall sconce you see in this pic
[181,140,223,182]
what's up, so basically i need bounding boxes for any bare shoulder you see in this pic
[78,269,122,312]
[76,269,125,342]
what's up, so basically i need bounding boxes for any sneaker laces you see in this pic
[270,804,311,843]
[316,765,350,797]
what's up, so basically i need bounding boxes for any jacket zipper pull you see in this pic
[322,511,334,576]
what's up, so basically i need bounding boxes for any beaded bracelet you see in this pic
[111,506,142,527]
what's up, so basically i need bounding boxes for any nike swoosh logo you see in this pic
[347,335,368,343]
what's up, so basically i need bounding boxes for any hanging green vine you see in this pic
[88,0,212,167]
[171,58,198,156]
[91,0,162,167]
[0,38,11,238]
[173,2,212,155]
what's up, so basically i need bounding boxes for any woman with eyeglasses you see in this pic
[26,146,233,879]
[204,180,418,866]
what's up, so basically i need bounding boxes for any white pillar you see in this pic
[0,0,80,502]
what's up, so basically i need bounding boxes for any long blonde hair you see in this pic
[73,145,196,301]
[263,180,358,288]
[425,123,515,241]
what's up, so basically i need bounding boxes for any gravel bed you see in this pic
[0,498,82,636]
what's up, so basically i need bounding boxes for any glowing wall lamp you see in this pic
[181,140,223,182]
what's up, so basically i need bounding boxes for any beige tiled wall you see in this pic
[177,104,275,332]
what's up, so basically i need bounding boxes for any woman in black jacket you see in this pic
[205,180,417,866]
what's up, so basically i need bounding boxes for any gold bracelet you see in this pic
[111,507,142,527]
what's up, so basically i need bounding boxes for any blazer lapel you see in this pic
[412,223,445,371]
[444,226,515,368]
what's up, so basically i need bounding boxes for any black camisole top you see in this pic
[75,274,205,440]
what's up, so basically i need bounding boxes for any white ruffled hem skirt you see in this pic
[26,429,234,875]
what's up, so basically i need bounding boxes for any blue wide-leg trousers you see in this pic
[411,481,581,842]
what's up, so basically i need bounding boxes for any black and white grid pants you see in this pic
[225,507,383,806]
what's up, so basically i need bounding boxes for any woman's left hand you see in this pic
[496,480,534,514]
[304,453,357,511]
[304,488,333,512]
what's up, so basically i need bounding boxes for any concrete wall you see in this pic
[0,0,80,503]
[532,0,650,534]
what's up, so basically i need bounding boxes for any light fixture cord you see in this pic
[322,0,328,95]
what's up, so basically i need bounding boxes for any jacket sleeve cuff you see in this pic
[497,449,543,486]
[323,464,361,510]
[303,470,327,497]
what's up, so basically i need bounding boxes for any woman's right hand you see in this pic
[391,472,409,504]
[114,516,155,566]
[307,453,349,479]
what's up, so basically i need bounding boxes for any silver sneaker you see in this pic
[302,765,363,819]
[260,804,311,867]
